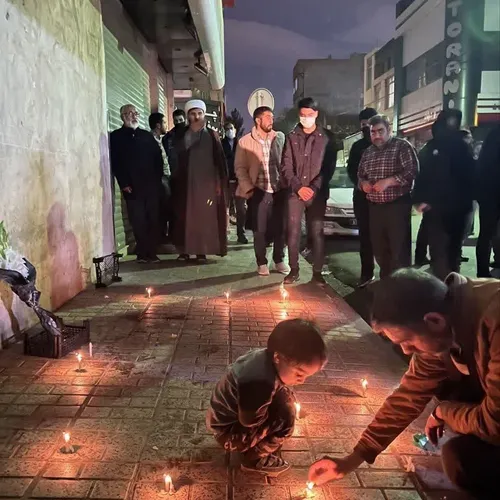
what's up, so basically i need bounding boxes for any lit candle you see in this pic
[280,311,288,320]
[224,290,230,303]
[163,474,175,494]
[294,401,301,419]
[361,378,368,398]
[281,289,289,304]
[76,353,83,371]
[146,287,153,298]
[306,481,315,498]
[62,432,75,453]
[89,342,93,358]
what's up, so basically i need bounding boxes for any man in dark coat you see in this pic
[281,97,337,284]
[413,109,475,280]
[347,107,378,287]
[170,99,228,263]
[110,104,163,263]
[222,122,247,244]
[476,124,500,277]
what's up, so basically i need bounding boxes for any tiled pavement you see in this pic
[0,241,468,499]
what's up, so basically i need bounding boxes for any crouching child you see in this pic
[206,319,327,476]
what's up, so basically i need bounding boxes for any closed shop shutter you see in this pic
[103,27,151,254]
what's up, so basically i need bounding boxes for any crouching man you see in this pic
[309,268,500,498]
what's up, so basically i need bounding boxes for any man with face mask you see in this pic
[170,100,228,263]
[281,98,337,284]
[347,108,378,287]
[110,104,164,263]
[222,122,247,244]
[164,109,187,176]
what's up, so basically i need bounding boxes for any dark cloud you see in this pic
[224,0,398,126]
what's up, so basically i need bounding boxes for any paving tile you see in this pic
[43,462,81,478]
[0,477,32,497]
[232,485,290,500]
[31,479,93,498]
[0,459,44,477]
[132,482,190,500]
[384,491,423,500]
[80,462,136,480]
[90,480,130,499]
[357,471,415,489]
[327,488,386,499]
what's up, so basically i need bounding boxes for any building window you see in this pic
[385,75,395,109]
[366,56,373,91]
[374,83,383,111]
[403,43,443,95]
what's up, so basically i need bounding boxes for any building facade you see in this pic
[293,54,365,115]
[364,40,396,126]
[394,0,500,148]
[0,0,225,342]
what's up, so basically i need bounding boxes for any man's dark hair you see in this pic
[371,269,449,328]
[253,106,273,122]
[297,97,319,112]
[148,112,165,130]
[173,109,186,119]
[368,114,391,130]
[359,108,378,121]
[267,319,327,365]
[224,121,235,130]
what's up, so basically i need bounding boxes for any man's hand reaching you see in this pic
[308,452,364,486]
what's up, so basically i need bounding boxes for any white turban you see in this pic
[185,99,206,114]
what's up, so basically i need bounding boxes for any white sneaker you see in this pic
[274,262,290,275]
[257,265,270,276]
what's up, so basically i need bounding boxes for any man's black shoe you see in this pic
[284,270,300,284]
[237,235,249,244]
[358,276,375,288]
[460,255,469,263]
[148,256,161,263]
[414,257,430,267]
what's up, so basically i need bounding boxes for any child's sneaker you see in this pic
[241,453,290,477]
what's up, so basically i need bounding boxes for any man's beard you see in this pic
[126,121,139,129]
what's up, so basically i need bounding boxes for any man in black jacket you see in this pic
[413,109,475,280]
[476,124,500,277]
[222,122,247,244]
[110,104,164,263]
[281,97,337,284]
[347,108,378,287]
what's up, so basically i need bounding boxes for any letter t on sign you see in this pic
[447,0,462,17]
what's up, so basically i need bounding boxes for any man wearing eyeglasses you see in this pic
[110,104,164,263]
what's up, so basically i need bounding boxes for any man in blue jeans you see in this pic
[281,98,337,284]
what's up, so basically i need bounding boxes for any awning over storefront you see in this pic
[188,0,225,90]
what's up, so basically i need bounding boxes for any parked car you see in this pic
[324,167,358,237]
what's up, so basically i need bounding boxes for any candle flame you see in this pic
[146,287,152,298]
[307,481,314,490]
[76,353,82,363]
[63,432,70,443]
[281,289,289,299]
[361,378,368,390]
[224,291,230,299]
[164,474,172,484]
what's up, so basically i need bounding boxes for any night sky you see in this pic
[224,0,399,125]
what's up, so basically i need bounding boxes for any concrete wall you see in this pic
[294,54,365,115]
[398,0,446,66]
[0,0,112,343]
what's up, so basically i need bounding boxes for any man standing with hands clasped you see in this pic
[357,114,417,278]
[281,97,337,284]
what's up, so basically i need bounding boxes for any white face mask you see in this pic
[226,129,236,140]
[300,117,316,129]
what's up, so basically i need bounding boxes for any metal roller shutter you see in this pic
[158,68,167,116]
[103,27,151,254]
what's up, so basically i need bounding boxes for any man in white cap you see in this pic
[170,99,229,263]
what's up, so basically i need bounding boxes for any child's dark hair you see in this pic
[267,319,327,365]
